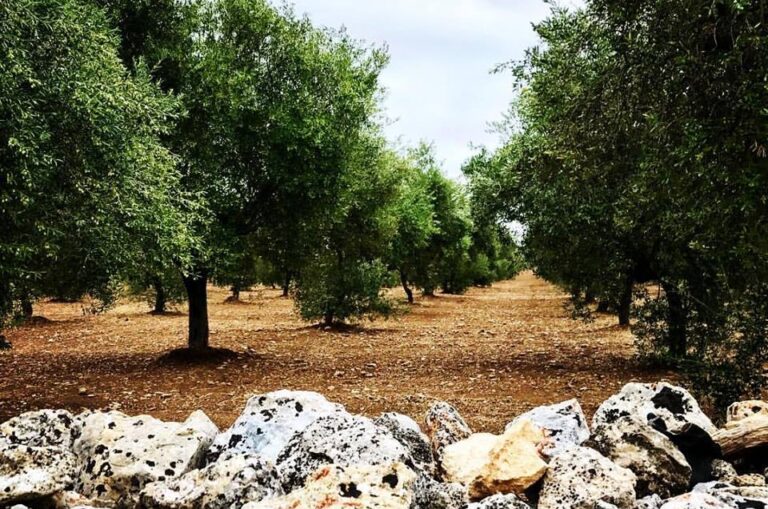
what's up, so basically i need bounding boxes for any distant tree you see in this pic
[0,0,194,331]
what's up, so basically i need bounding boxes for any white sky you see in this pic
[284,0,581,179]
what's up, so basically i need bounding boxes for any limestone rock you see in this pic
[692,480,768,507]
[276,413,411,491]
[140,453,282,509]
[442,419,548,500]
[593,383,719,484]
[0,410,81,449]
[73,410,218,507]
[538,446,636,509]
[244,463,417,509]
[425,402,472,466]
[635,494,663,509]
[466,493,531,508]
[590,416,691,498]
[714,415,768,458]
[0,438,78,505]
[208,390,344,463]
[727,400,768,424]
[411,474,467,509]
[658,492,730,509]
[375,413,434,474]
[507,399,589,457]
[733,473,767,487]
[709,459,737,483]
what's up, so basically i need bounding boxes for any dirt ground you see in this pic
[0,271,674,431]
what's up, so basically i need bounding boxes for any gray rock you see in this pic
[635,494,663,509]
[507,399,589,457]
[590,416,691,498]
[467,493,531,508]
[140,453,282,509]
[0,410,81,449]
[376,413,435,474]
[692,480,768,507]
[659,492,731,508]
[0,437,78,505]
[73,410,218,508]
[276,413,412,491]
[410,473,467,509]
[538,446,637,509]
[425,402,472,468]
[207,390,344,463]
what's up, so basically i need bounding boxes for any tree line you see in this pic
[465,0,768,410]
[0,0,523,350]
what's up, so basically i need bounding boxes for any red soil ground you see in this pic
[0,271,673,431]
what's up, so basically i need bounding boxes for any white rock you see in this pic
[466,493,531,508]
[0,438,78,505]
[507,399,589,457]
[692,480,768,506]
[73,410,218,507]
[276,413,412,491]
[659,492,730,508]
[590,416,691,498]
[208,390,344,463]
[0,409,81,449]
[442,419,547,500]
[140,453,282,509]
[411,473,467,509]
[727,400,768,425]
[425,402,472,467]
[538,446,636,509]
[593,383,716,435]
[375,413,434,474]
[635,494,663,509]
[244,463,417,509]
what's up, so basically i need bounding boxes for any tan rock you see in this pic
[442,419,548,500]
[714,415,768,457]
[727,401,768,425]
[244,463,417,509]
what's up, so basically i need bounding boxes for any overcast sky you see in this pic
[284,0,579,179]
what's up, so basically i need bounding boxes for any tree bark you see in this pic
[399,269,414,304]
[183,271,209,351]
[663,281,687,358]
[618,276,633,327]
[323,310,334,327]
[152,276,166,314]
[231,284,241,301]
[282,272,291,297]
[20,294,33,319]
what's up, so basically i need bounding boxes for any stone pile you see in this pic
[2,384,768,508]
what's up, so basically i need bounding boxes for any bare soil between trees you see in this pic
[0,271,674,431]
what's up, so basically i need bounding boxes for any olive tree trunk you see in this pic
[183,271,209,351]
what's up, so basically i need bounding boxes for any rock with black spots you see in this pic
[506,399,589,457]
[244,463,417,509]
[635,494,663,509]
[466,493,531,508]
[410,474,467,509]
[0,437,78,505]
[73,410,218,508]
[0,410,81,449]
[207,390,344,463]
[727,401,768,424]
[709,459,737,483]
[140,452,282,509]
[276,413,412,491]
[589,416,691,498]
[538,446,637,509]
[375,413,435,474]
[593,383,720,485]
[425,402,472,468]
[659,492,731,509]
[692,480,768,507]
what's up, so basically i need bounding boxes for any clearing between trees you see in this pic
[0,272,670,430]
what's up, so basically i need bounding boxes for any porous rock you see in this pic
[466,493,531,509]
[658,492,730,509]
[0,410,81,449]
[593,383,720,484]
[537,446,636,509]
[0,438,78,505]
[244,463,417,509]
[442,419,547,500]
[507,399,589,457]
[140,453,282,509]
[589,416,691,498]
[375,412,435,474]
[692,480,768,507]
[635,494,663,509]
[727,400,768,424]
[276,413,411,491]
[709,459,737,483]
[207,390,344,463]
[73,410,218,507]
[411,474,467,509]
[425,402,472,466]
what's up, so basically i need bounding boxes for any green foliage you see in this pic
[0,0,194,328]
